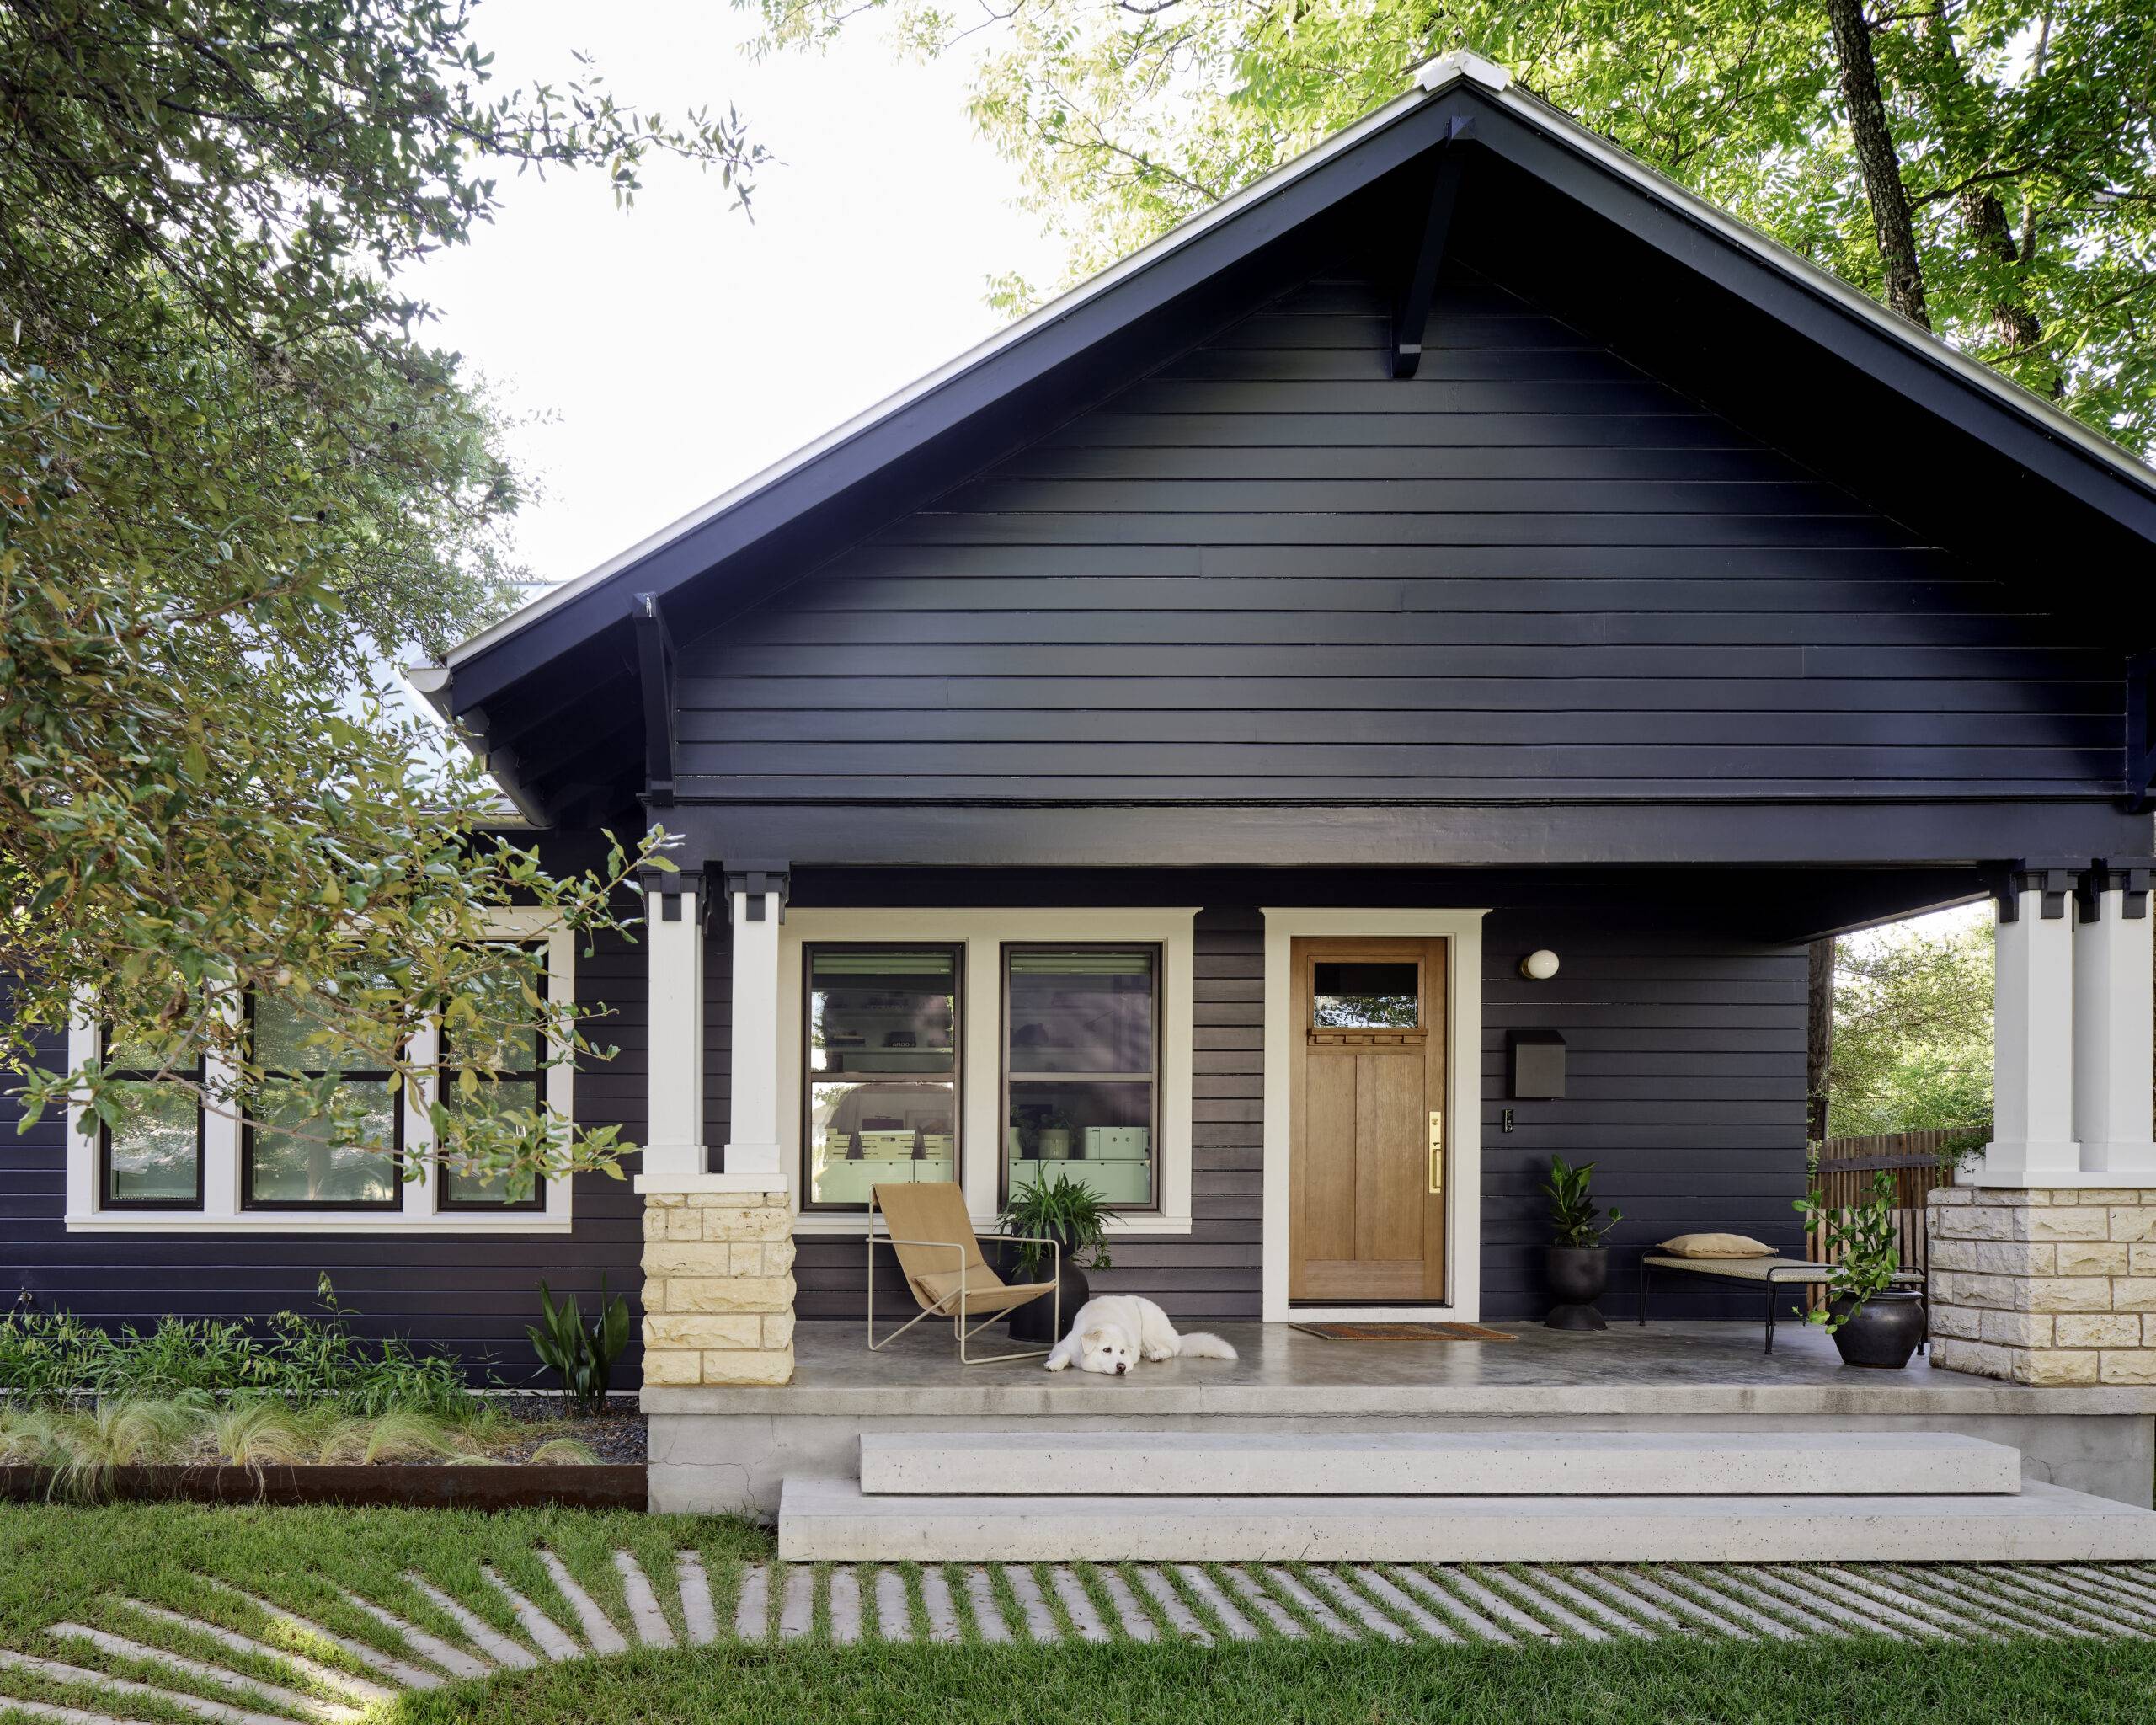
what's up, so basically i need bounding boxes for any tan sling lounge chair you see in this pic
[867,1182,1061,1364]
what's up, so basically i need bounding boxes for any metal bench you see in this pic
[1636,1252,1925,1355]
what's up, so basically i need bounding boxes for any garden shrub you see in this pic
[0,1276,478,1416]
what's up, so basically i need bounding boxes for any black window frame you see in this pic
[799,940,965,1213]
[239,991,405,1213]
[97,1026,207,1212]
[435,939,551,1214]
[998,941,1163,1216]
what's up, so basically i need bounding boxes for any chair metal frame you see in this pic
[867,1231,1062,1365]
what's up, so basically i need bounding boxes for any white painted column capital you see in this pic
[2075,871,2156,1178]
[1980,883,2080,1186]
[642,873,709,1183]
[722,866,789,1180]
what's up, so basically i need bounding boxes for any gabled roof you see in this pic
[428,50,2156,825]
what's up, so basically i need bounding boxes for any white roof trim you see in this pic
[1415,51,1512,93]
[444,54,2156,671]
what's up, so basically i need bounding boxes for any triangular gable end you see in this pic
[429,56,2156,830]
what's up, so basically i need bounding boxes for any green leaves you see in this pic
[1796,1169,1903,1328]
[1828,915,1993,1138]
[526,1279,631,1415]
[0,3,727,1192]
[1542,1155,1622,1249]
[757,0,2156,455]
[996,1167,1116,1276]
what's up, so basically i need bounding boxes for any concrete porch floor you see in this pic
[654,1320,2156,1418]
[641,1322,2156,1514]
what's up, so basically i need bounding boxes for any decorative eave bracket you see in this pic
[725,862,792,926]
[1390,128,1470,380]
[633,591,680,808]
[1991,858,2154,923]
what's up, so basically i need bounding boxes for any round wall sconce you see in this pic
[1519,949,1561,980]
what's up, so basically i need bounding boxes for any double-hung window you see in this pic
[245,989,403,1210]
[437,941,549,1212]
[1002,945,1160,1210]
[99,1028,206,1210]
[802,944,961,1210]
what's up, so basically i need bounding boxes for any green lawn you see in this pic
[1,1503,2153,1725]
[398,1639,2156,1725]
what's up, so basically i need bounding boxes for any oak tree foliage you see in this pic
[1826,915,1994,1138]
[2,0,763,1192]
[750,0,2156,451]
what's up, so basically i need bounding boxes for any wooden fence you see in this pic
[1802,1129,1973,1290]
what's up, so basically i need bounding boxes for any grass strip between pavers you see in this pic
[371,1632,2156,1724]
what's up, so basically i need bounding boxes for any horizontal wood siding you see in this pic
[1479,909,1810,1322]
[786,875,1809,1324]
[0,917,653,1388]
[675,266,2115,804]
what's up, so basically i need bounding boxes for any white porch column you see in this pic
[2075,866,2156,1178]
[1978,868,2080,1185]
[641,872,708,1183]
[721,865,789,1178]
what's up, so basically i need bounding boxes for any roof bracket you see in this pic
[633,591,679,807]
[1391,149,1466,380]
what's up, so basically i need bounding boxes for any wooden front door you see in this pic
[1289,937,1449,1303]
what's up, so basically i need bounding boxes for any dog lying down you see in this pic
[1044,1295,1239,1375]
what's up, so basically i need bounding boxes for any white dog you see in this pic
[1044,1295,1239,1375]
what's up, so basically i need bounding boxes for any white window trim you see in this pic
[1261,907,1488,1324]
[65,907,577,1234]
[781,908,1198,1238]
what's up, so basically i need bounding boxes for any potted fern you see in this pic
[996,1168,1114,1343]
[1542,1155,1622,1331]
[1795,1170,1924,1369]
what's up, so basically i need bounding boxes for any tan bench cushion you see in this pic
[1657,1232,1777,1259]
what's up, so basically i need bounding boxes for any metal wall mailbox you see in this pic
[1508,1028,1567,1099]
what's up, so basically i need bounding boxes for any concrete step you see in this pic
[780,1476,2156,1563]
[858,1429,2023,1498]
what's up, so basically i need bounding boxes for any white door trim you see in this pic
[1262,908,1488,1324]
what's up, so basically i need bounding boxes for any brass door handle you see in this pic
[1428,1109,1444,1194]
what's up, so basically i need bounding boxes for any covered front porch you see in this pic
[642,1316,2156,1518]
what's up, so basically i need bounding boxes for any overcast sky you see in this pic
[415,2,1061,590]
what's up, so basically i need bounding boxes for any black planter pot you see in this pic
[1006,1235,1091,1344]
[1828,1290,1925,1370]
[1545,1246,1610,1331]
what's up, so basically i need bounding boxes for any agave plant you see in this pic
[527,1279,630,1417]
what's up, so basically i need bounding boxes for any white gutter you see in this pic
[440,49,2156,673]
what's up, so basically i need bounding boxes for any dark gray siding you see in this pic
[782,871,1812,1324]
[1479,909,1809,1322]
[0,920,651,1388]
[674,266,2112,805]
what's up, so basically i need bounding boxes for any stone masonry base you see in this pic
[1929,1186,2156,1387]
[640,1189,796,1386]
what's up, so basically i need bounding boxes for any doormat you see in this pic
[1289,1322,1517,1342]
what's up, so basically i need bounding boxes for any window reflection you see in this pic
[1005,947,1158,1210]
[1312,961,1419,1028]
[806,946,959,1206]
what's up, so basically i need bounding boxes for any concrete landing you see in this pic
[779,1475,2156,1564]
[859,1429,2023,1498]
